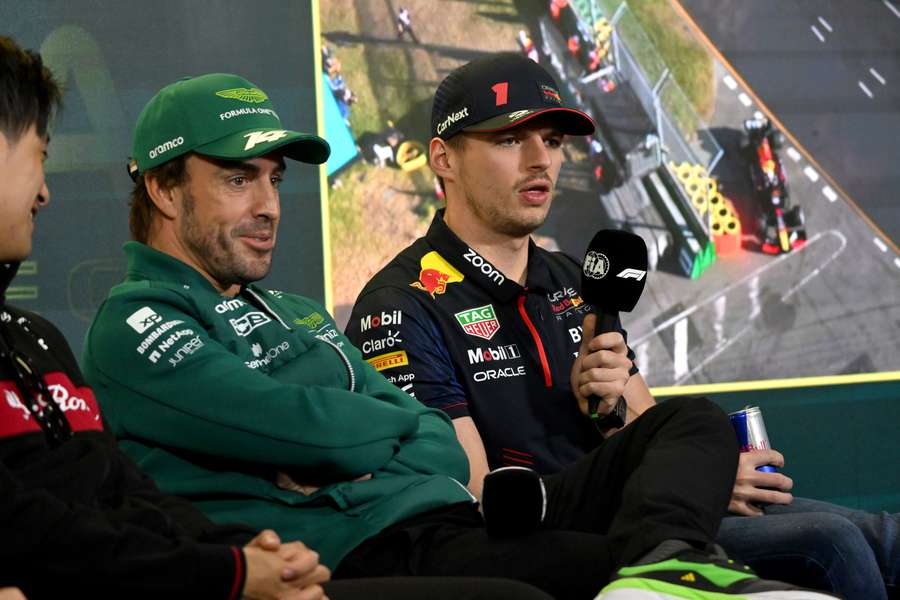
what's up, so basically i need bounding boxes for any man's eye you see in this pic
[497,137,518,146]
[271,176,284,188]
[229,176,247,186]
[546,137,563,148]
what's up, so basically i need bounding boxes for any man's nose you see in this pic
[37,181,50,207]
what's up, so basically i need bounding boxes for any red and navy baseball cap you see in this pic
[431,52,595,141]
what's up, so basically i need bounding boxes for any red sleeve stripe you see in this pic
[228,546,244,600]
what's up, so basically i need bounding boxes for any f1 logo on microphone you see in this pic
[617,268,646,281]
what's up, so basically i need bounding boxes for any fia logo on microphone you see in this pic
[582,251,610,280]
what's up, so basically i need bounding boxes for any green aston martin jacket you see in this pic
[82,242,473,568]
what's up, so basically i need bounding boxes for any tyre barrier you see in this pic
[669,160,744,257]
[711,196,742,255]
[644,164,716,279]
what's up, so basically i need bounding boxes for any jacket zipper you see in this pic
[517,295,552,387]
[244,288,356,392]
[321,338,356,393]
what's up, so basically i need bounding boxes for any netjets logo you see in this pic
[617,268,646,281]
[148,136,185,159]
[229,311,272,336]
[582,251,609,280]
[216,87,269,103]
[244,130,290,150]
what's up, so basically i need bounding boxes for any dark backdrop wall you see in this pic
[1,0,326,351]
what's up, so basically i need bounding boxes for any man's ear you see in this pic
[429,137,454,184]
[145,173,180,220]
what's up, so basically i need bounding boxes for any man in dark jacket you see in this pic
[346,52,898,599]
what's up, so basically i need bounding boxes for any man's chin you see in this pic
[0,243,32,264]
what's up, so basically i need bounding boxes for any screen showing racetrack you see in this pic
[321,0,900,390]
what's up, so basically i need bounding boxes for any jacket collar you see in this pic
[424,210,557,303]
[0,262,20,303]
[122,241,228,294]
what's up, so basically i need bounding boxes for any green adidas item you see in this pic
[132,73,329,173]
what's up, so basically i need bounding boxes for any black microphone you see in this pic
[481,466,546,537]
[579,229,648,429]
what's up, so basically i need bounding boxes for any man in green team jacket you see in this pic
[81,71,834,600]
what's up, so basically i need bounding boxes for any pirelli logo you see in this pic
[367,350,409,372]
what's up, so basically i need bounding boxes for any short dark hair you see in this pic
[0,36,62,144]
[129,154,190,243]
[436,134,466,195]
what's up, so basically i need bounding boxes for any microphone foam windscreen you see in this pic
[481,466,546,538]
[581,229,648,313]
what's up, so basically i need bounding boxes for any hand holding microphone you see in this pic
[576,230,648,432]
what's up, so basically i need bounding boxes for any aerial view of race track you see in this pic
[322,0,900,389]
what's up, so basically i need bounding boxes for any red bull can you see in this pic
[728,406,777,473]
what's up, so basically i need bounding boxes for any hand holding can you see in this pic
[728,406,778,473]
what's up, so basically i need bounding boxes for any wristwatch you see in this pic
[589,395,627,433]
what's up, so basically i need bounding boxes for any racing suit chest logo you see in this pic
[410,251,464,298]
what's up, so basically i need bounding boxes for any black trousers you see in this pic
[324,577,553,599]
[336,397,738,599]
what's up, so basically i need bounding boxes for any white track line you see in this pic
[738,93,752,107]
[874,238,888,253]
[895,257,900,269]
[673,318,689,380]
[723,75,737,90]
[823,186,838,202]
[633,232,838,347]
[859,81,874,98]
[811,25,825,42]
[818,17,833,32]
[804,166,820,182]
[787,147,802,162]
[672,232,848,385]
[870,68,886,85]
[884,0,900,20]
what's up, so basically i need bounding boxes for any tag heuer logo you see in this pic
[583,251,610,280]
[215,87,269,103]
[454,304,500,340]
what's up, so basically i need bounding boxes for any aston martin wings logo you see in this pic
[215,87,269,103]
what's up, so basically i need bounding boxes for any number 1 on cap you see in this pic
[492,82,509,106]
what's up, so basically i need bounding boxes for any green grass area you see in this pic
[595,0,714,120]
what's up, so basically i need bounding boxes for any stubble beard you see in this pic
[180,191,273,289]
[463,186,549,238]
